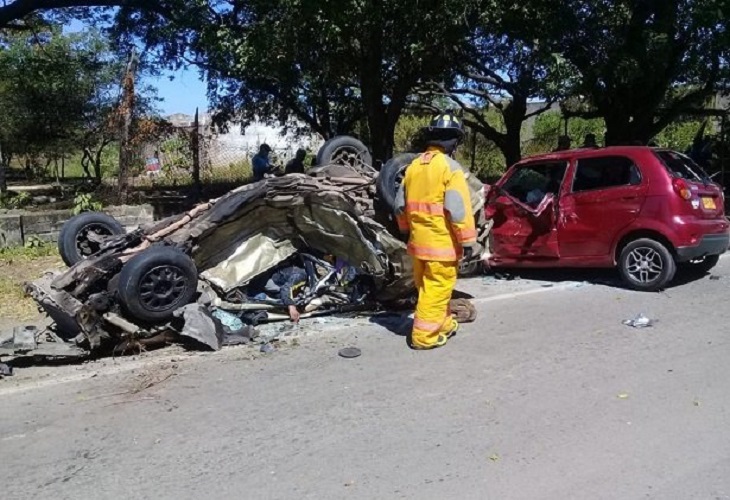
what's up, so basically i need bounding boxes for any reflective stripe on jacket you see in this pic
[394,147,477,262]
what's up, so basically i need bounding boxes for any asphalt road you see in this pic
[3,259,730,500]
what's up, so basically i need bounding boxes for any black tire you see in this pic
[376,153,417,212]
[618,238,677,291]
[117,246,198,323]
[58,212,125,267]
[316,136,374,172]
[679,254,721,275]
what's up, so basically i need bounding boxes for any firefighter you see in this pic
[395,113,478,350]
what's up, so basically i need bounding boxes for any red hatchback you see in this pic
[484,146,730,291]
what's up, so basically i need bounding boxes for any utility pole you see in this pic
[192,108,201,201]
[0,141,6,194]
[118,50,138,202]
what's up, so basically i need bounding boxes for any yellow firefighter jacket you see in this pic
[395,147,477,262]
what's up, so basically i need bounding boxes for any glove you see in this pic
[461,242,480,260]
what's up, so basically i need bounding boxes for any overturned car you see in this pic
[20,137,487,357]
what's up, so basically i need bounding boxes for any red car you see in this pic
[484,146,729,291]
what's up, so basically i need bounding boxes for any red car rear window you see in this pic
[654,150,710,183]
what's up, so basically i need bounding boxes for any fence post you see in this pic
[192,107,201,201]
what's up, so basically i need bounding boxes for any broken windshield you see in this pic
[655,150,711,183]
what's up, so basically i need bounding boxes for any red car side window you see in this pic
[572,156,641,193]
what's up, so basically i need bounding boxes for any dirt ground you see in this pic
[0,248,62,326]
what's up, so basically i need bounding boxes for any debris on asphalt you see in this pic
[494,272,518,281]
[710,275,721,281]
[482,275,496,285]
[338,347,362,358]
[567,281,590,289]
[260,343,276,354]
[622,314,654,328]
[489,454,500,462]
[450,298,477,323]
[693,399,701,407]
[617,393,629,399]
[0,362,13,377]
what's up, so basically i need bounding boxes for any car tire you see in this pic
[376,153,417,212]
[117,246,198,323]
[679,254,721,275]
[316,136,374,173]
[58,212,125,267]
[618,238,677,291]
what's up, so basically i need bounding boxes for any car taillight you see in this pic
[672,178,692,200]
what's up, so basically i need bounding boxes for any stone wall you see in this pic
[0,205,154,248]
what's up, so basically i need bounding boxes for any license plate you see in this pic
[702,197,716,209]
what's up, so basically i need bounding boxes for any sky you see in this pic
[148,68,210,116]
[64,18,209,116]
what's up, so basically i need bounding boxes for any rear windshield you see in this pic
[654,150,710,182]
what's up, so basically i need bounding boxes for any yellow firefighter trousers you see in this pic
[410,258,458,349]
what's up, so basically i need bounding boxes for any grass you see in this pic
[0,244,63,322]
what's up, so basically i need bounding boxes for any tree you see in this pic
[423,5,573,167]
[109,0,479,164]
[217,0,480,162]
[0,28,105,191]
[0,27,155,191]
[555,0,730,145]
[0,1,183,29]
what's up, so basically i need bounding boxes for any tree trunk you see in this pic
[81,149,94,179]
[94,147,104,183]
[500,97,527,167]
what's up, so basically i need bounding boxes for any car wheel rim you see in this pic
[75,223,114,258]
[330,146,372,172]
[139,265,189,312]
[626,247,664,284]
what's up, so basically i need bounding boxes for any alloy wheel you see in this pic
[626,247,664,284]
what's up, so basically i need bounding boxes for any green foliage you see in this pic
[526,111,605,154]
[72,192,103,215]
[554,0,730,144]
[24,235,45,249]
[653,120,708,152]
[394,112,508,180]
[0,191,31,209]
[0,241,57,259]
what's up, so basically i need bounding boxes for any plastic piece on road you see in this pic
[622,314,654,328]
[260,343,275,354]
[338,347,362,359]
[0,363,13,377]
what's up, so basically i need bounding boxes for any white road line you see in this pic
[470,282,578,304]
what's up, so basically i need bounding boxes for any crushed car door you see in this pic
[486,161,568,261]
[558,155,647,257]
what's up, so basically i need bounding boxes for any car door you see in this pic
[558,155,647,258]
[487,161,568,261]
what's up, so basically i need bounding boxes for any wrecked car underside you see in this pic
[5,134,488,362]
[19,165,415,357]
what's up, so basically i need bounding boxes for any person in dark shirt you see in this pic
[252,143,274,181]
[250,265,307,322]
[285,149,307,174]
[582,133,598,148]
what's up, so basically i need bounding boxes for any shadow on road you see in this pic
[369,312,411,337]
[484,266,716,290]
